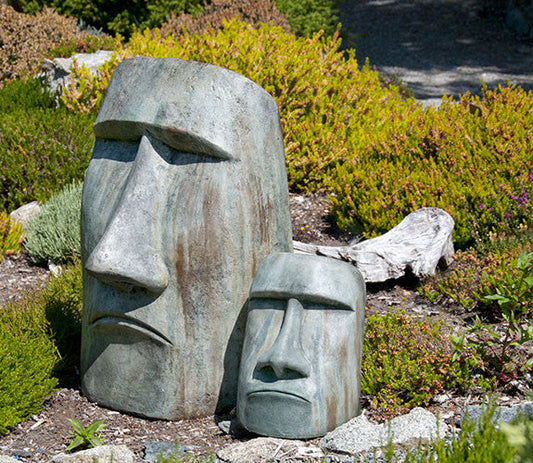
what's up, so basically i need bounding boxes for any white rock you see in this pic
[294,207,455,282]
[49,445,135,463]
[0,456,18,463]
[217,437,324,462]
[320,408,447,456]
[41,50,116,95]
[9,201,40,233]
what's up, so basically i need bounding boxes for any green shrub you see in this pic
[329,87,533,247]
[159,0,291,37]
[0,292,58,435]
[421,229,533,312]
[42,261,83,378]
[0,4,82,83]
[362,309,479,418]
[25,181,82,264]
[0,211,24,260]
[274,0,339,35]
[60,20,532,248]
[0,77,56,112]
[8,0,204,38]
[0,79,94,211]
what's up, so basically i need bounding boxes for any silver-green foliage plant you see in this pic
[25,181,82,264]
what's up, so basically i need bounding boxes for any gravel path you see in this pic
[338,0,533,106]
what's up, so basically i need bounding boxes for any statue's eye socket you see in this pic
[248,298,353,312]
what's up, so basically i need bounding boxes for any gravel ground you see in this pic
[338,0,533,106]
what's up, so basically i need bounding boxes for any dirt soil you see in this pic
[0,193,530,462]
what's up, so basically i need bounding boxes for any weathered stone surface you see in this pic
[460,401,533,426]
[238,253,365,439]
[144,441,196,462]
[41,50,115,95]
[217,437,324,462]
[50,445,135,463]
[81,57,292,419]
[294,207,454,282]
[9,201,40,232]
[320,408,447,455]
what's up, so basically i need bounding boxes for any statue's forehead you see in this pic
[94,57,280,162]
[250,253,364,311]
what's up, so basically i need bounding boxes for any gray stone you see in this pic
[50,445,135,463]
[320,408,447,456]
[41,50,115,95]
[237,253,365,439]
[80,57,292,420]
[293,207,454,282]
[460,401,533,426]
[144,441,194,462]
[217,437,324,462]
[9,201,40,232]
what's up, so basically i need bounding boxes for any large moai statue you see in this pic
[80,57,292,420]
[237,253,366,439]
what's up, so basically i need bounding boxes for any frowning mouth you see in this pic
[247,390,310,403]
[89,315,173,346]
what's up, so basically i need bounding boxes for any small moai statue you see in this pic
[237,252,366,439]
[80,57,292,419]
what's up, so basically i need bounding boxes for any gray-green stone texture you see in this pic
[237,253,366,439]
[80,57,292,420]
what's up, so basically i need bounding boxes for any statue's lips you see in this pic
[89,315,172,346]
[247,389,311,404]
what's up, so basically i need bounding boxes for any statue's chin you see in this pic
[241,391,324,439]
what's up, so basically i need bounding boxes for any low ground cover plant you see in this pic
[362,309,482,418]
[0,291,58,434]
[0,78,94,211]
[0,260,82,434]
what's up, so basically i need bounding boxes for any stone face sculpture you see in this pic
[80,57,292,420]
[237,253,365,439]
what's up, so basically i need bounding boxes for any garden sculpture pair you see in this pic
[81,57,365,439]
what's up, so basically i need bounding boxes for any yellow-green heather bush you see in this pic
[0,211,24,260]
[60,20,533,247]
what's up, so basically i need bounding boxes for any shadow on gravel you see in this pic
[338,0,533,102]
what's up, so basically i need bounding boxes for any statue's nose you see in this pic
[256,298,311,379]
[85,135,169,294]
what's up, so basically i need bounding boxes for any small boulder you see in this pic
[460,402,533,426]
[50,445,135,463]
[9,201,40,233]
[217,437,324,462]
[41,50,115,95]
[320,408,447,456]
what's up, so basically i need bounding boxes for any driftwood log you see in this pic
[293,207,455,283]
